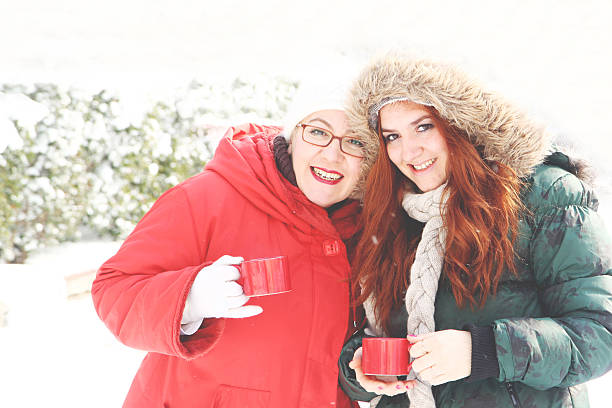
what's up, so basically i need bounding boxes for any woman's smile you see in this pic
[311,166,344,184]
[411,158,437,171]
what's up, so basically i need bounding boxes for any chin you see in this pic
[311,195,340,208]
[417,181,443,193]
[304,194,328,208]
[315,199,335,208]
[304,186,346,208]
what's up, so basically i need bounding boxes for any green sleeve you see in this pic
[494,171,612,389]
[338,331,379,402]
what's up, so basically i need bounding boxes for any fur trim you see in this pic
[545,144,595,185]
[347,55,553,181]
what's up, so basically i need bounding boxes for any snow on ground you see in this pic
[0,242,145,408]
[0,239,609,407]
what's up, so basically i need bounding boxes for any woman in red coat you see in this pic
[91,78,366,408]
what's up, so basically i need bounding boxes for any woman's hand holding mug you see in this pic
[408,329,472,385]
[182,255,264,327]
[349,346,417,396]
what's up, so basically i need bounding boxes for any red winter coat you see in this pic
[92,124,361,408]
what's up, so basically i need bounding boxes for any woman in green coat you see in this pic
[339,55,612,407]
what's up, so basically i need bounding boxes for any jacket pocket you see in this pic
[211,384,270,407]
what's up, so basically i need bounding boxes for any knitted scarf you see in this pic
[402,183,447,408]
[364,183,447,407]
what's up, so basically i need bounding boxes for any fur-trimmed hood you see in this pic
[347,55,553,179]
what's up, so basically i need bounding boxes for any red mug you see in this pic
[362,337,412,376]
[237,256,291,297]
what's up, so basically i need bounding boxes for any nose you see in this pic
[320,138,344,162]
[400,134,423,163]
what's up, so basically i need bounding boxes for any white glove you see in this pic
[408,330,472,385]
[181,255,263,332]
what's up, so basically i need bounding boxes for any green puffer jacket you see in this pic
[339,56,612,407]
[339,152,612,407]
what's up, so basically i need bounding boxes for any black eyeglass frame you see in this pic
[296,123,365,159]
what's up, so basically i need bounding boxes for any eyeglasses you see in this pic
[297,124,365,159]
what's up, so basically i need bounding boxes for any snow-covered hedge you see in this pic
[0,78,297,262]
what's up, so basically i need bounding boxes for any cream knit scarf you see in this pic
[402,183,447,408]
[363,184,447,408]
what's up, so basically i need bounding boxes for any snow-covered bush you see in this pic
[0,77,297,262]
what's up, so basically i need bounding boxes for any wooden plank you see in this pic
[64,270,97,299]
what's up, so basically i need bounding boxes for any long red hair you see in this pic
[353,106,523,334]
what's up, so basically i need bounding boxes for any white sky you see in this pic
[3,0,611,219]
[2,0,611,160]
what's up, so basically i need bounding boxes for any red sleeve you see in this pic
[91,184,225,360]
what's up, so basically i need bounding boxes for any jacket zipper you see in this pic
[348,275,365,335]
[505,382,522,408]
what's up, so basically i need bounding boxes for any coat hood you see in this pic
[205,123,359,238]
[348,55,553,178]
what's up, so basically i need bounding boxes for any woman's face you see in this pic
[380,101,449,193]
[290,109,363,208]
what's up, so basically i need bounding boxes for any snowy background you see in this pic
[1,0,612,406]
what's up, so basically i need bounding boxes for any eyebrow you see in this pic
[381,114,432,133]
[306,117,334,130]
